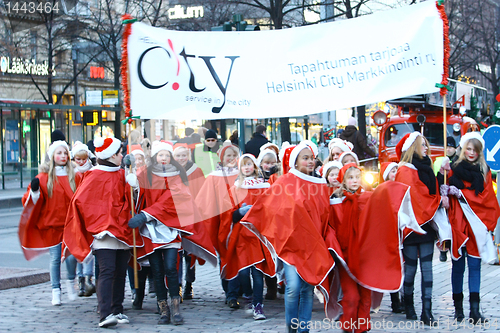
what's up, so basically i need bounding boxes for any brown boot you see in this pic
[171,296,184,325]
[157,299,170,324]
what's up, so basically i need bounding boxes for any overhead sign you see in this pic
[86,90,102,105]
[483,125,500,171]
[0,56,56,76]
[103,90,119,105]
[125,1,444,120]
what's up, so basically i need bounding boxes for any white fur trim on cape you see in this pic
[290,168,327,184]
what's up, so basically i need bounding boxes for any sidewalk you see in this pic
[0,187,25,209]
[0,251,499,332]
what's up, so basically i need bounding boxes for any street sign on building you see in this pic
[483,125,500,171]
[103,90,119,105]
[86,90,102,105]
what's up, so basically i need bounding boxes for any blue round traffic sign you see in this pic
[483,125,500,171]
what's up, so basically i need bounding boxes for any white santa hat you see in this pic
[279,141,291,162]
[94,137,122,160]
[328,138,352,153]
[302,140,319,157]
[382,162,398,181]
[401,131,422,153]
[71,141,92,159]
[322,161,343,178]
[257,149,278,167]
[47,140,69,160]
[238,153,259,169]
[289,143,314,169]
[339,151,360,165]
[459,131,484,150]
[260,142,279,153]
[151,140,174,157]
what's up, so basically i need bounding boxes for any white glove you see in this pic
[126,174,138,188]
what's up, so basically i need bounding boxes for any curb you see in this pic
[0,268,50,290]
[0,196,23,209]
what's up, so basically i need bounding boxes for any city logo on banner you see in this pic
[137,38,239,114]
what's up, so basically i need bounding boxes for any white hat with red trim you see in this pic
[459,131,484,149]
[94,137,122,160]
[48,140,70,160]
[151,140,174,157]
[238,153,258,169]
[289,142,314,169]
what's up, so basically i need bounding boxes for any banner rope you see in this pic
[121,14,138,124]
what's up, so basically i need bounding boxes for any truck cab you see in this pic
[375,79,487,164]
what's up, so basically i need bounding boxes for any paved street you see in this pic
[1,206,500,332]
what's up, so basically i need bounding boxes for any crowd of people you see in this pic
[17,126,499,332]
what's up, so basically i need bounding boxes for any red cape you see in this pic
[186,163,205,197]
[449,171,500,260]
[395,163,441,239]
[240,169,339,309]
[63,167,142,263]
[221,184,273,279]
[135,170,216,266]
[195,170,239,259]
[19,173,81,260]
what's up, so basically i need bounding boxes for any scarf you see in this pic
[151,163,178,175]
[412,154,436,195]
[449,160,484,195]
[184,161,194,171]
[75,159,92,173]
[97,158,119,168]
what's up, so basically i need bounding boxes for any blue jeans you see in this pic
[239,266,264,305]
[49,244,75,289]
[224,277,241,301]
[451,249,481,294]
[77,256,94,277]
[149,248,180,300]
[284,263,314,333]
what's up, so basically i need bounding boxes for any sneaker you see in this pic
[228,299,240,309]
[99,314,118,328]
[66,279,77,301]
[253,303,266,320]
[51,288,61,306]
[114,313,129,324]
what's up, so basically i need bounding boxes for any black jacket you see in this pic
[340,125,375,160]
[245,133,269,158]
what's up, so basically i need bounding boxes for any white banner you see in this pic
[127,1,443,120]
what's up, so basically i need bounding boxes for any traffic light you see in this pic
[211,15,260,32]
[211,22,232,31]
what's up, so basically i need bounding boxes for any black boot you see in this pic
[157,299,171,324]
[390,292,405,313]
[439,251,448,262]
[265,276,277,300]
[469,292,488,324]
[184,282,193,300]
[453,293,464,322]
[420,299,437,326]
[171,296,184,325]
[83,276,96,296]
[404,293,417,320]
[78,277,85,297]
[133,285,145,310]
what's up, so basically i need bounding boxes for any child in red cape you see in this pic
[395,132,450,326]
[444,131,500,324]
[195,141,240,307]
[240,142,338,332]
[173,143,206,300]
[19,140,82,306]
[224,154,271,319]
[63,136,139,328]
[130,141,216,325]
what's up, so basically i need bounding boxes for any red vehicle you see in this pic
[374,79,486,163]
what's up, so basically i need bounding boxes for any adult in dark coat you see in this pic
[340,117,375,160]
[245,124,269,158]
